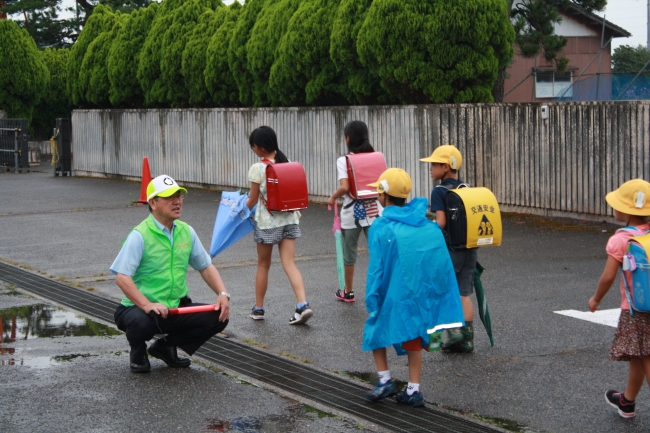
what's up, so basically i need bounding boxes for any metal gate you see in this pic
[53,118,72,176]
[0,118,29,172]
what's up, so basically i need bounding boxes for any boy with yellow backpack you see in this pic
[420,145,501,352]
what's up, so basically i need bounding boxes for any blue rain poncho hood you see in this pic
[362,197,464,353]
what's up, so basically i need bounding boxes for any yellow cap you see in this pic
[367,168,412,199]
[146,175,187,200]
[419,145,462,170]
[606,179,650,216]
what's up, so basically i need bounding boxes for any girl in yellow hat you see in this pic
[589,179,650,419]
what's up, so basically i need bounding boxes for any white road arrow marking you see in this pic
[554,308,621,328]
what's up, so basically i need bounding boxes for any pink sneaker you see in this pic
[334,289,355,303]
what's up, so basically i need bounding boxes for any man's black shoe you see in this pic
[148,340,191,368]
[130,356,151,373]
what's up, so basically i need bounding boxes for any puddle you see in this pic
[0,353,98,368]
[340,370,407,390]
[205,401,353,432]
[0,304,120,342]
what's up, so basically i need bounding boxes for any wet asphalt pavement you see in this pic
[1,160,649,433]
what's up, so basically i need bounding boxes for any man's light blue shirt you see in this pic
[110,214,211,277]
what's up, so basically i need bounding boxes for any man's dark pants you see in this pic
[114,300,228,362]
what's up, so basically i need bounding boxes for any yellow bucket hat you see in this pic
[146,175,187,200]
[606,179,650,216]
[368,168,412,198]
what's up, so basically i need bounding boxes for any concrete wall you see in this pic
[71,101,650,221]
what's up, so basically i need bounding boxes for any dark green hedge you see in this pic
[15,0,514,131]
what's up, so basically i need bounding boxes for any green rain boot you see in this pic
[457,322,474,353]
[441,327,464,351]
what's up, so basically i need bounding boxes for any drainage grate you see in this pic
[0,262,503,433]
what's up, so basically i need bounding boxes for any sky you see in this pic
[603,0,648,50]
[42,0,650,53]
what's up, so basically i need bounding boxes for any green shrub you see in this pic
[330,0,394,104]
[227,0,266,105]
[79,13,126,107]
[246,0,300,106]
[182,10,219,106]
[108,3,159,107]
[269,0,347,106]
[32,48,71,139]
[137,11,174,106]
[67,5,116,107]
[0,20,49,122]
[357,0,514,104]
[161,0,222,107]
[205,3,241,107]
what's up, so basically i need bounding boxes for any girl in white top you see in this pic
[327,121,382,302]
[245,126,312,325]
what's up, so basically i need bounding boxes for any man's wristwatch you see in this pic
[217,292,230,300]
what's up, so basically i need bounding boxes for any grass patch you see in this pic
[279,351,312,364]
[242,338,269,349]
[304,405,335,419]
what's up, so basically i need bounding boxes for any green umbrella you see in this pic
[474,262,494,346]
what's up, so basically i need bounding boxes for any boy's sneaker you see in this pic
[289,303,313,325]
[396,390,425,407]
[366,379,398,402]
[334,289,355,303]
[605,390,635,418]
[250,307,265,320]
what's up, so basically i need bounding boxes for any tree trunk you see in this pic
[492,68,506,102]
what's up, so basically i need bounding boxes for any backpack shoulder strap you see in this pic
[616,226,644,235]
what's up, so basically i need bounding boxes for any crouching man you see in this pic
[111,175,230,373]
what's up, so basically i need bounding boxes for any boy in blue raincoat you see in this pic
[363,168,464,407]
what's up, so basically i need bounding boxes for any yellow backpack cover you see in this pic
[441,185,502,249]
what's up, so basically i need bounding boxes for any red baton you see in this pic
[168,304,217,315]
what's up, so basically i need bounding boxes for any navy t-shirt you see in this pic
[430,178,463,212]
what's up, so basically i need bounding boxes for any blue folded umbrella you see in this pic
[210,190,256,257]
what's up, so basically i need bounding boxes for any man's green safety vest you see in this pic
[120,216,193,308]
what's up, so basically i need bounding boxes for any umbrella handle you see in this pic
[327,201,339,217]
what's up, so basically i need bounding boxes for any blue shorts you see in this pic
[449,248,477,296]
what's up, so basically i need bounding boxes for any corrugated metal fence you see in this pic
[72,102,650,220]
